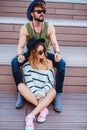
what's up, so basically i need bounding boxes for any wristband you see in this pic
[55,51,60,54]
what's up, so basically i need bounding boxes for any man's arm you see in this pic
[17,25,28,55]
[48,24,61,61]
[17,25,28,63]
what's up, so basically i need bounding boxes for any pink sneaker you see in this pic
[37,108,49,123]
[25,114,35,130]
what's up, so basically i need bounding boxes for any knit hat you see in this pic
[27,0,46,21]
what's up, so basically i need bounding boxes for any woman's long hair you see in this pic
[28,42,49,69]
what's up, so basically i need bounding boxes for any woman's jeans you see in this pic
[11,52,66,93]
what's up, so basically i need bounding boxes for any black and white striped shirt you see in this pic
[23,62,55,97]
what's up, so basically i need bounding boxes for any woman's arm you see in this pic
[23,63,39,95]
[38,68,55,97]
[17,25,28,63]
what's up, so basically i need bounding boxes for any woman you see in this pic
[18,37,56,130]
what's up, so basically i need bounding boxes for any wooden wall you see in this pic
[0,0,87,20]
[0,65,87,93]
[0,22,87,47]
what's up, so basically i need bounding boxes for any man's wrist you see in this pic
[17,53,24,56]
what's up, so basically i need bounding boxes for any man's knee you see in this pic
[55,59,66,71]
[11,56,18,66]
[59,59,66,70]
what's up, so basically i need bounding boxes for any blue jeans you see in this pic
[11,52,66,93]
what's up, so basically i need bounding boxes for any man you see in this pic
[11,0,66,112]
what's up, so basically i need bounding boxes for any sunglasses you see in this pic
[33,10,46,14]
[37,49,45,55]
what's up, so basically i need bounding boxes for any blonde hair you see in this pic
[28,42,49,69]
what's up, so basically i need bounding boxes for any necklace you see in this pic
[32,22,43,38]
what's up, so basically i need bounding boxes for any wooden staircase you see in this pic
[0,0,87,130]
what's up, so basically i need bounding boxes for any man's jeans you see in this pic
[11,52,66,93]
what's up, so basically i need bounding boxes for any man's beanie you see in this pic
[27,0,46,21]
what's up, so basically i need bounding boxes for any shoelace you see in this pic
[26,116,34,127]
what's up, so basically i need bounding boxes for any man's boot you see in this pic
[16,92,24,108]
[53,93,62,112]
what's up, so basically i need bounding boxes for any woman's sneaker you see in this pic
[25,113,35,130]
[37,108,49,123]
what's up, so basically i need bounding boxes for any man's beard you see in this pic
[34,15,44,22]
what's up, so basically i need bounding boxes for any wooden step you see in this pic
[0,92,87,130]
[0,16,87,93]
[0,0,87,20]
[0,44,87,67]
[0,65,87,93]
[0,17,87,46]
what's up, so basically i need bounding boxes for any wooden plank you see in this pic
[0,0,87,20]
[0,24,13,31]
[0,39,18,44]
[47,2,73,9]
[0,0,28,7]
[0,75,15,84]
[0,93,87,130]
[0,45,87,66]
[57,34,87,42]
[0,84,87,93]
[0,65,87,77]
[0,65,87,93]
[0,32,18,39]
[1,75,87,86]
[0,108,26,115]
[64,77,87,86]
[55,26,87,35]
[74,3,87,10]
[1,22,87,46]
[59,41,87,46]
[63,86,87,93]
[66,67,87,77]
[0,65,12,75]
[0,12,26,18]
[0,84,16,92]
[73,16,87,20]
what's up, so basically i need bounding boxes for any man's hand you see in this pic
[54,53,61,62]
[18,54,25,63]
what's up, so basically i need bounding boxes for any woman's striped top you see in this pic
[23,61,55,97]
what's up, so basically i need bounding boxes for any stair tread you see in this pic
[0,16,87,27]
[0,44,87,67]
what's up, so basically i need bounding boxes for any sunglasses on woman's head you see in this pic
[37,49,45,55]
[33,10,46,14]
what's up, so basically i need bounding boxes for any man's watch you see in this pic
[55,51,60,54]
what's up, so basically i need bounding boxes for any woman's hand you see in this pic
[36,94,44,103]
[36,94,42,100]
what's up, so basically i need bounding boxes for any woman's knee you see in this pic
[49,88,56,98]
[18,83,25,91]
